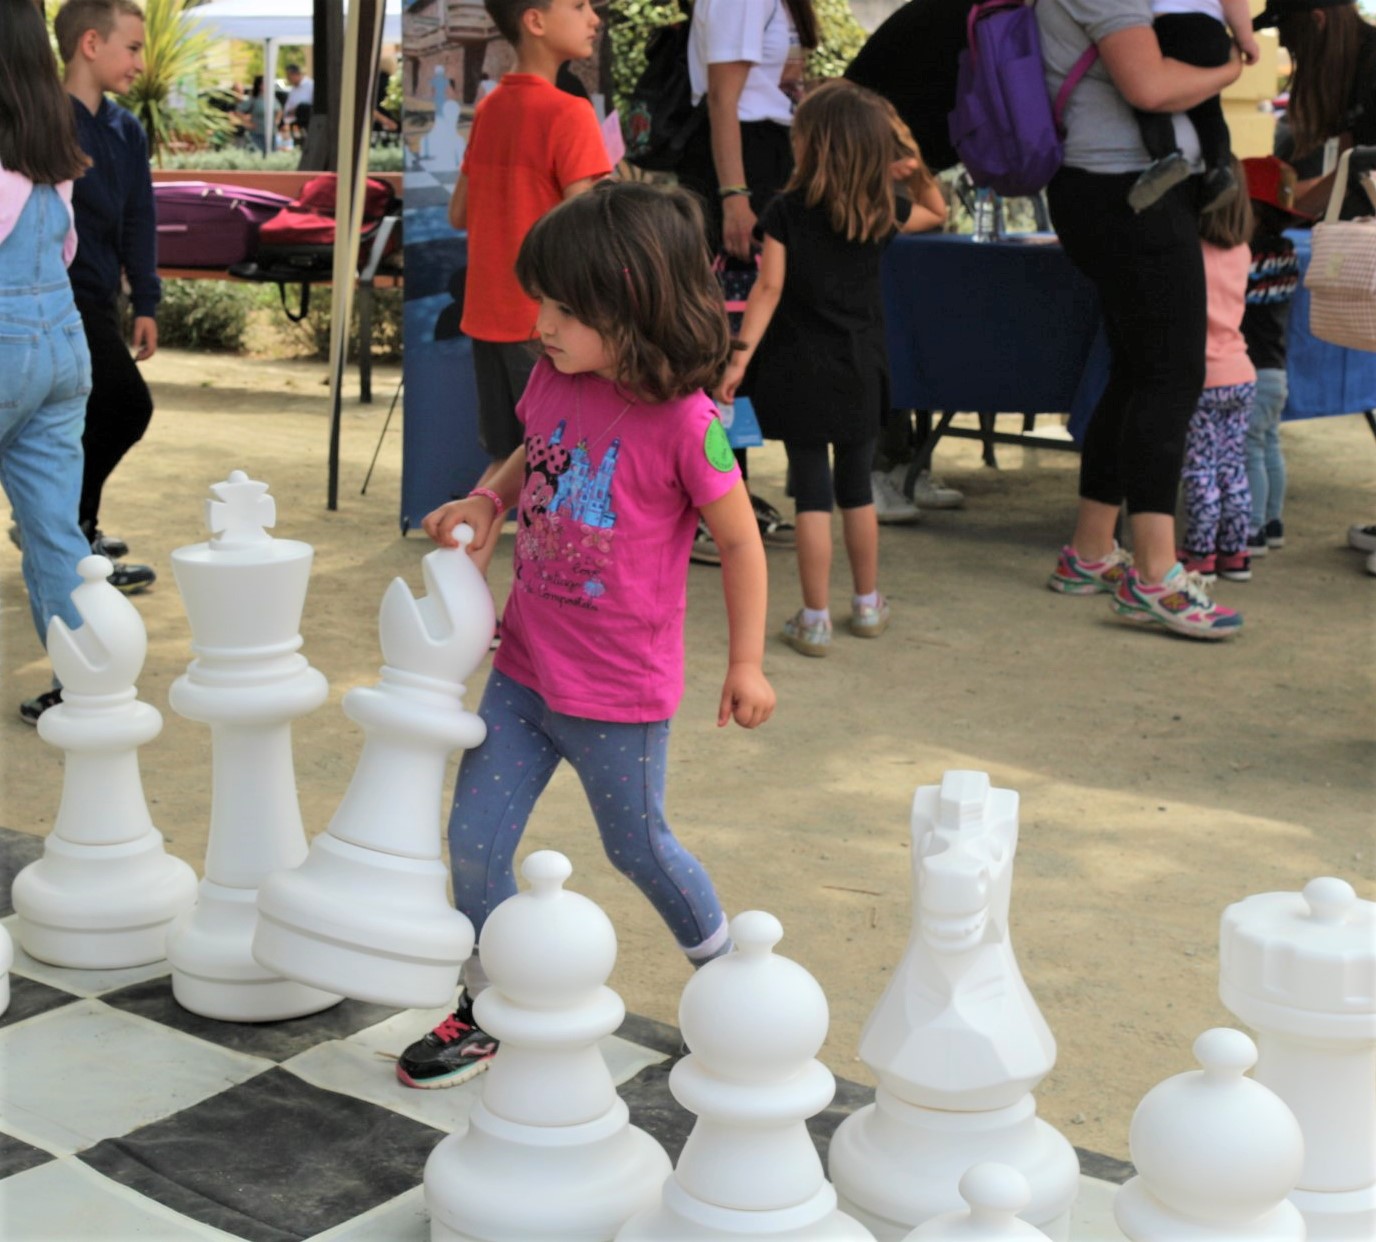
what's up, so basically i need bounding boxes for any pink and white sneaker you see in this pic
[1111,564,1242,640]
[1047,543,1133,595]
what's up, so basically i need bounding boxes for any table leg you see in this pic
[908,411,958,497]
[358,282,374,406]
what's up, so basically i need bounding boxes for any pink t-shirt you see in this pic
[1203,241,1257,390]
[494,359,742,723]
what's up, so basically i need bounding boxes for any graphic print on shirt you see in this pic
[1246,238,1299,306]
[515,420,619,608]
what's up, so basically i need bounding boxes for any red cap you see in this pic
[1242,155,1312,219]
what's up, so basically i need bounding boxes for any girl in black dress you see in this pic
[718,80,946,658]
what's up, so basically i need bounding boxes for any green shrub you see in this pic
[283,287,404,363]
[161,146,403,172]
[156,279,262,351]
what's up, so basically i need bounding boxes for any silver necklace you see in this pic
[574,376,634,453]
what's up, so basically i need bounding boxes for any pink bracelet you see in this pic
[468,486,507,518]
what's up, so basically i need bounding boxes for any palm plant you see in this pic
[115,0,227,163]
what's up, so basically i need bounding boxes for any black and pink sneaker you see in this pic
[396,992,499,1089]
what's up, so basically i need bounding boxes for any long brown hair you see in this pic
[0,0,89,185]
[1281,5,1371,156]
[516,181,733,404]
[1200,160,1255,248]
[784,79,919,244]
[783,0,818,51]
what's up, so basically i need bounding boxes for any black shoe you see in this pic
[19,687,62,726]
[1246,529,1270,558]
[395,992,499,1089]
[1201,164,1239,214]
[1127,152,1191,213]
[80,519,128,559]
[108,562,155,594]
[750,494,795,547]
[1264,518,1285,549]
[7,523,20,552]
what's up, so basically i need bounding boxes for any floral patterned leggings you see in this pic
[1181,382,1255,557]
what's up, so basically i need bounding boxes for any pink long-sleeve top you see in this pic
[0,163,78,267]
[1203,240,1257,390]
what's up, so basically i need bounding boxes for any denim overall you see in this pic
[0,184,91,644]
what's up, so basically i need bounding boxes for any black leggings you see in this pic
[1046,167,1205,516]
[784,439,877,513]
[1136,13,1234,169]
[76,299,154,529]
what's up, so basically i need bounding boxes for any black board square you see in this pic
[0,974,79,1030]
[100,977,400,1062]
[0,1132,57,1180]
[0,826,45,916]
[79,1067,446,1242]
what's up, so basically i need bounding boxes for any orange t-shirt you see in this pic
[460,74,611,343]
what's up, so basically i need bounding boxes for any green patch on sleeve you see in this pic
[704,418,736,472]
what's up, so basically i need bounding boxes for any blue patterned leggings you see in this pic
[448,670,729,960]
[1181,382,1255,557]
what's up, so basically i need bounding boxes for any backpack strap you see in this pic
[1053,46,1100,136]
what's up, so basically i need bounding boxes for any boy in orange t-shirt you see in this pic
[450,0,610,571]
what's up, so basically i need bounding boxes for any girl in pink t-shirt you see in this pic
[1179,163,1257,588]
[395,182,776,1089]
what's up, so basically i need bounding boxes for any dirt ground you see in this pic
[2,348,1373,1161]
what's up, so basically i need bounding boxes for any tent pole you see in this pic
[265,39,279,153]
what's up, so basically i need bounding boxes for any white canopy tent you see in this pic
[187,0,401,151]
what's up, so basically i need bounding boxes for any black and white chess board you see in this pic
[0,826,1132,1241]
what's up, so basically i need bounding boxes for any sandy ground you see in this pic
[2,348,1373,1160]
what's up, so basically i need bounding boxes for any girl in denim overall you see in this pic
[0,0,98,722]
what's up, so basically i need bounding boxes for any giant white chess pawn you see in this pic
[12,555,197,968]
[424,851,671,1241]
[0,921,12,1016]
[165,472,340,1021]
[1220,876,1376,1239]
[253,533,491,1006]
[1114,1028,1305,1240]
[828,771,1079,1241]
[901,1165,1047,1240]
[618,910,874,1241]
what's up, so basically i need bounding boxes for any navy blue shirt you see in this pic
[69,95,160,317]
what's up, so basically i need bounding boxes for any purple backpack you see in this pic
[947,0,1098,198]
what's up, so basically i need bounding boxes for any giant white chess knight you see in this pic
[8,470,1374,1241]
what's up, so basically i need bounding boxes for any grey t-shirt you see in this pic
[1038,0,1202,173]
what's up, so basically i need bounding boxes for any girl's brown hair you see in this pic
[0,0,89,185]
[783,0,819,51]
[1200,160,1255,248]
[1281,5,1370,157]
[784,79,921,244]
[515,181,733,404]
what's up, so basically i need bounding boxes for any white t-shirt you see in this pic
[1152,0,1224,18]
[283,76,315,119]
[689,0,794,127]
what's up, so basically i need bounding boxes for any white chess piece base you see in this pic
[253,832,473,1008]
[1114,1178,1305,1240]
[169,880,340,1021]
[830,1092,1077,1242]
[13,829,198,968]
[1289,1183,1376,1241]
[424,1098,670,1241]
[618,1178,875,1239]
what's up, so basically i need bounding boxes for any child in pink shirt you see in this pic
[394,182,775,1089]
[1179,161,1257,587]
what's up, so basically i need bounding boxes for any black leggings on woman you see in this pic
[784,438,876,513]
[1046,167,1205,516]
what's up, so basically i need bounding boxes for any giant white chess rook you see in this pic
[1113,1028,1305,1240]
[618,910,874,1240]
[253,534,492,1007]
[828,771,1079,1241]
[1220,875,1376,1239]
[165,472,340,1021]
[424,851,671,1241]
[12,556,197,968]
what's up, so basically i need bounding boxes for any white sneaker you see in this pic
[1348,523,1376,553]
[871,471,920,525]
[909,468,964,510]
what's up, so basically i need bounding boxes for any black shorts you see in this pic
[472,339,539,458]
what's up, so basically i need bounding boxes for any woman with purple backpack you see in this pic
[1038,0,1247,640]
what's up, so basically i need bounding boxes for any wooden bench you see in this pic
[151,170,403,402]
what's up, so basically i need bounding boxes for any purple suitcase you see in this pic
[154,182,295,268]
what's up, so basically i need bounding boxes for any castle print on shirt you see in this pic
[516,421,619,608]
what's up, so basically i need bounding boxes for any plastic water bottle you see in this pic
[972,187,997,242]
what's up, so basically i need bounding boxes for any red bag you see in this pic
[254,174,400,275]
